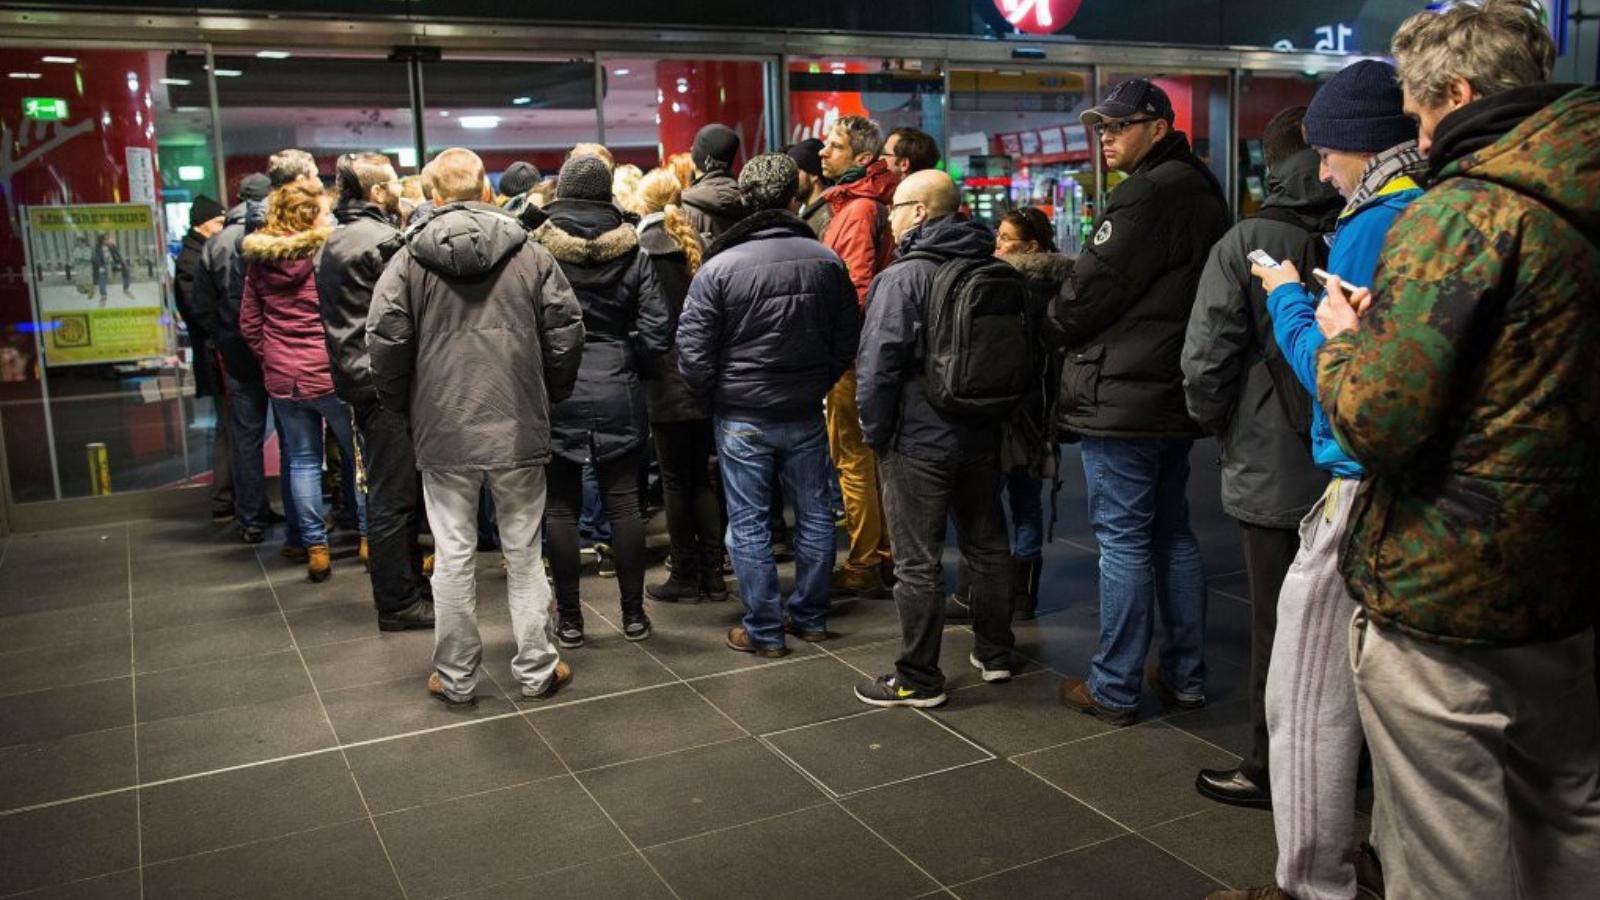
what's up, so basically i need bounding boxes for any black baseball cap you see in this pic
[1081,78,1175,126]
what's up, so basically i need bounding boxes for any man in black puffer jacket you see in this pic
[1051,79,1231,727]
[677,153,859,658]
[680,124,748,242]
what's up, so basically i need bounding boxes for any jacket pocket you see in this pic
[1061,344,1105,418]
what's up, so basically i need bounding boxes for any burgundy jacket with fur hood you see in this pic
[240,225,336,400]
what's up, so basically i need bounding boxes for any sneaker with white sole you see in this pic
[854,673,947,709]
[969,652,1013,683]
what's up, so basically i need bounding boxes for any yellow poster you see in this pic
[24,203,170,366]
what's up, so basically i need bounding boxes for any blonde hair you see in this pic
[264,182,325,235]
[1391,0,1555,107]
[612,164,644,212]
[568,143,616,170]
[429,148,489,203]
[635,168,703,275]
[666,152,695,190]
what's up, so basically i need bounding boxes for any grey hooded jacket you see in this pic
[366,201,585,472]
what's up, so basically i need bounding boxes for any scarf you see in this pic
[1340,140,1427,220]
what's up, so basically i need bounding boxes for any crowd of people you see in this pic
[168,1,1597,896]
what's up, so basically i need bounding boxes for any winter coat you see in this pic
[367,201,585,472]
[799,194,834,239]
[1317,83,1600,647]
[239,226,337,400]
[821,160,897,308]
[533,199,672,464]
[638,213,709,424]
[314,200,403,406]
[857,214,1001,464]
[1181,147,1338,528]
[680,170,747,242]
[999,250,1074,479]
[174,227,220,398]
[194,200,266,383]
[1050,131,1230,439]
[677,209,860,422]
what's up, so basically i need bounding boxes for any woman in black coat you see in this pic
[533,156,670,646]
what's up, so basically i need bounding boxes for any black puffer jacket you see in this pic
[174,227,221,398]
[677,209,859,422]
[367,202,585,472]
[533,200,672,464]
[1051,131,1231,438]
[1001,251,1074,477]
[192,200,266,383]
[638,213,709,424]
[315,199,403,406]
[680,170,747,242]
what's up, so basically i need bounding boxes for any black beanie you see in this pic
[498,161,541,198]
[236,173,271,202]
[1303,60,1416,154]
[785,138,824,178]
[556,155,614,202]
[692,123,740,174]
[189,195,225,226]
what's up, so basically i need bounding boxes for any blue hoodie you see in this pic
[1267,179,1423,478]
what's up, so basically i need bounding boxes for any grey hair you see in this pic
[267,149,317,188]
[1390,0,1555,107]
[832,115,885,160]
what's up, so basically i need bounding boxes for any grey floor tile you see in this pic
[0,602,130,655]
[142,820,403,900]
[347,715,566,814]
[815,596,909,649]
[285,601,385,648]
[951,833,1222,900]
[483,626,675,705]
[131,584,282,633]
[930,672,1114,757]
[132,613,293,674]
[135,649,314,724]
[530,682,743,771]
[136,693,338,781]
[0,678,132,748]
[0,635,130,697]
[5,868,141,899]
[833,626,1010,694]
[442,852,673,900]
[271,573,379,613]
[1166,695,1254,761]
[645,804,938,900]
[0,726,136,812]
[302,629,437,693]
[376,777,631,899]
[1204,591,1253,670]
[319,673,515,745]
[764,708,991,797]
[1010,602,1102,677]
[1014,722,1240,830]
[139,752,369,864]
[1031,545,1102,618]
[581,737,826,846]
[0,549,128,617]
[1143,804,1278,890]
[844,760,1125,884]
[0,792,139,896]
[691,655,871,734]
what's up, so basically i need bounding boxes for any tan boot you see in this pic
[359,538,369,571]
[307,544,332,583]
[422,553,435,577]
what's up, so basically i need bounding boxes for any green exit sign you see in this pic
[23,97,69,120]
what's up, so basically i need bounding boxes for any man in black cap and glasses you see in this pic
[1050,78,1230,726]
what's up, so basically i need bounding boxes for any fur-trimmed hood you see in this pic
[999,251,1074,290]
[533,199,642,290]
[532,218,639,266]
[241,226,332,261]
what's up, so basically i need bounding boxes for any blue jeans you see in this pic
[1004,471,1044,560]
[579,463,612,544]
[226,372,300,545]
[1080,437,1208,711]
[272,395,366,548]
[715,416,836,648]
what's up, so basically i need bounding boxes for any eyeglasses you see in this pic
[1092,117,1156,137]
[890,200,922,211]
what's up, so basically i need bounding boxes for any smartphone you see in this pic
[1247,249,1281,270]
[1312,268,1368,293]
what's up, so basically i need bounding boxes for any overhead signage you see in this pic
[22,97,69,120]
[992,0,1084,35]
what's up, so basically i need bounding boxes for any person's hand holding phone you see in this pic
[1316,274,1365,338]
[1249,254,1303,295]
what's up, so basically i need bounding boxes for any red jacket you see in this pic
[239,226,336,400]
[821,159,897,309]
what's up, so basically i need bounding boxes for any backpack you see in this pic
[902,251,1033,418]
[1250,206,1329,440]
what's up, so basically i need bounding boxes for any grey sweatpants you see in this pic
[423,466,559,701]
[1265,477,1363,900]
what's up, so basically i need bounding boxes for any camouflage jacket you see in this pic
[1316,84,1600,647]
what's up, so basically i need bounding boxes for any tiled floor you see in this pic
[0,444,1282,899]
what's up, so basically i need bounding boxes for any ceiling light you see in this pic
[42,56,76,64]
[511,96,531,105]
[438,110,450,117]
[459,115,500,129]
[213,68,242,77]
[255,50,291,59]
[8,72,42,80]
[612,67,630,76]
[178,165,206,181]
[160,77,191,86]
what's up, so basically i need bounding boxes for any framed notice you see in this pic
[22,203,171,366]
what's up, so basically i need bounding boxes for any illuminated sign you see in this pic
[992,0,1084,35]
[22,97,68,120]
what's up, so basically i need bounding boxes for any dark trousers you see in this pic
[1239,521,1300,787]
[354,400,429,614]
[209,362,234,514]
[654,420,723,576]
[547,451,646,619]
[880,449,1014,694]
[225,371,299,541]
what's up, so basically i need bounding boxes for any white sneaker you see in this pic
[969,652,1013,684]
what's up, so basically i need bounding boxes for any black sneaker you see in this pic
[646,575,701,604]
[854,674,947,709]
[622,612,651,642]
[699,570,730,603]
[969,652,1013,684]
[239,526,265,545]
[557,618,585,649]
[378,599,436,632]
[595,544,616,578]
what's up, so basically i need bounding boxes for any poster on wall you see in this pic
[125,147,157,204]
[22,203,170,366]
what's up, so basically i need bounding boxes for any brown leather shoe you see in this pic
[520,660,572,701]
[307,544,332,583]
[359,538,369,571]
[426,671,476,708]
[1059,677,1137,726]
[783,617,829,643]
[1204,886,1296,900]
[422,553,435,577]
[1147,658,1204,710]
[726,626,790,658]
[829,566,889,598]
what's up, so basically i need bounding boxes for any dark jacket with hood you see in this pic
[174,226,220,398]
[857,214,1001,464]
[677,209,860,422]
[239,226,337,400]
[367,201,585,472]
[193,199,267,383]
[1051,130,1231,438]
[680,169,747,242]
[1317,84,1600,647]
[532,199,672,464]
[315,199,403,406]
[638,212,709,424]
[1181,147,1338,528]
[1000,250,1074,478]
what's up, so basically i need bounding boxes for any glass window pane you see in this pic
[786,57,944,148]
[603,58,770,172]
[421,57,597,186]
[1237,73,1328,217]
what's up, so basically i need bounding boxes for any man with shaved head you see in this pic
[852,169,1019,708]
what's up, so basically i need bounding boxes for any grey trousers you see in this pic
[1266,477,1364,900]
[423,466,559,701]
[1352,615,1600,899]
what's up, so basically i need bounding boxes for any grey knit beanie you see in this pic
[738,153,799,212]
[556,155,614,202]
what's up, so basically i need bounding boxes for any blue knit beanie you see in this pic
[1303,60,1415,154]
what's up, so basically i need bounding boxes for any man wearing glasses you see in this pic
[1051,78,1231,726]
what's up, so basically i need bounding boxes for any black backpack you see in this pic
[902,251,1033,418]
[1250,206,1330,440]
